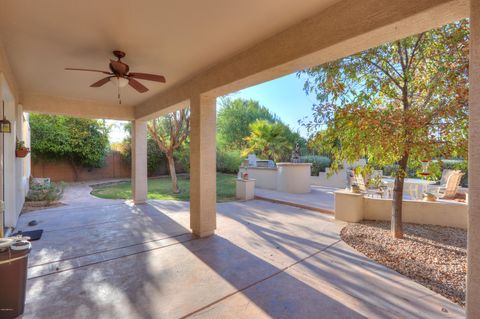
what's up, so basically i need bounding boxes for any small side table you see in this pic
[236,178,256,201]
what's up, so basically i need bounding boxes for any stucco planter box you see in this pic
[334,190,364,222]
[236,178,256,201]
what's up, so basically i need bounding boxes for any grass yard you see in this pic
[91,173,237,202]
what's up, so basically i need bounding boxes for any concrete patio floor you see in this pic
[16,200,464,318]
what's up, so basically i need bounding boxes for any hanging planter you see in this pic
[15,140,30,158]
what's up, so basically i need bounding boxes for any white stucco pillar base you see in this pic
[468,2,480,318]
[131,120,148,204]
[190,95,216,238]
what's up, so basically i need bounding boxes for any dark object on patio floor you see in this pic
[28,220,38,226]
[12,230,44,241]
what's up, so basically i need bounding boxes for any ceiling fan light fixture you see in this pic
[110,76,129,88]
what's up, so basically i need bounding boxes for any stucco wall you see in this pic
[239,167,277,190]
[334,190,467,229]
[276,163,311,193]
[363,197,467,229]
[311,168,347,188]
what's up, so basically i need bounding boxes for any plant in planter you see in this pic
[351,184,361,194]
[15,140,30,158]
[423,192,437,202]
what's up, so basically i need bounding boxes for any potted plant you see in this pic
[423,192,437,202]
[15,140,30,158]
[351,184,361,194]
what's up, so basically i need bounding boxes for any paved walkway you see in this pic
[16,199,464,318]
[254,185,336,213]
[60,181,126,208]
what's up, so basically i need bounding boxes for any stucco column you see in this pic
[468,2,480,318]
[131,120,147,204]
[190,94,216,237]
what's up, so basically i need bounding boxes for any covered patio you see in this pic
[0,0,479,317]
[19,199,463,318]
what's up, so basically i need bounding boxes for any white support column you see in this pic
[189,94,216,237]
[468,2,480,318]
[131,120,148,204]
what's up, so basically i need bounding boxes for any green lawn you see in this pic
[91,173,237,202]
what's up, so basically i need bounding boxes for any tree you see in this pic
[30,114,110,181]
[217,98,278,150]
[300,20,469,238]
[243,120,297,162]
[147,108,190,193]
[119,127,168,177]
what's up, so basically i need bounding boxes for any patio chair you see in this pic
[428,169,460,194]
[438,171,464,199]
[347,172,368,194]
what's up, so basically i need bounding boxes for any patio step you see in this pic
[254,195,334,215]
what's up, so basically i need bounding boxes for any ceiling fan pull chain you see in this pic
[118,82,122,105]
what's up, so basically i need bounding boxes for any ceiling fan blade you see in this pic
[65,68,112,75]
[128,78,149,93]
[129,72,166,83]
[90,77,112,87]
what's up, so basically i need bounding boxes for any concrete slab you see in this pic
[17,200,464,318]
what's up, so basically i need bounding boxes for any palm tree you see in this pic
[243,120,293,162]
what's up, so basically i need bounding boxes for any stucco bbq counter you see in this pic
[276,163,312,194]
[239,163,312,194]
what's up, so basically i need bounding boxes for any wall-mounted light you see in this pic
[0,116,11,133]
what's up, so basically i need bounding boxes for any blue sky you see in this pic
[108,72,316,142]
[232,73,316,138]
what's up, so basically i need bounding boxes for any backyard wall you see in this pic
[311,168,347,188]
[32,150,132,182]
[334,190,468,229]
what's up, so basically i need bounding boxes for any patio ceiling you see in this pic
[0,0,338,110]
[0,0,469,121]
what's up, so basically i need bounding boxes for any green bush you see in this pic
[26,182,65,203]
[217,149,243,174]
[300,155,331,176]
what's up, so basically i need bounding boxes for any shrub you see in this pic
[26,182,65,203]
[217,149,243,174]
[300,155,331,176]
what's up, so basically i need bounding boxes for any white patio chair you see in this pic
[428,169,460,195]
[439,172,464,199]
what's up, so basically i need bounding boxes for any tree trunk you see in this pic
[166,153,179,193]
[391,153,408,238]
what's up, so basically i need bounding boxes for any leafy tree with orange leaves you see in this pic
[300,20,469,238]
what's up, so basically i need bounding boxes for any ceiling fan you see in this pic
[65,50,166,98]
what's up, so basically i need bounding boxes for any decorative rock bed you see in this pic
[340,221,466,306]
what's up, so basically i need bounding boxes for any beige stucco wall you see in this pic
[334,190,467,229]
[239,167,277,190]
[0,73,30,229]
[364,197,467,229]
[468,1,480,316]
[311,169,348,188]
[334,190,364,223]
[276,163,311,194]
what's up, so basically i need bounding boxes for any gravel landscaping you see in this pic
[340,221,466,306]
